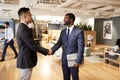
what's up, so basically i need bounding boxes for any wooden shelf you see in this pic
[84,31,96,48]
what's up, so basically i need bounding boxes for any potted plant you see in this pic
[77,22,92,31]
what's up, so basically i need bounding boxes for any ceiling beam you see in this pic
[71,2,82,8]
[81,0,120,6]
[57,0,79,8]
[114,8,120,13]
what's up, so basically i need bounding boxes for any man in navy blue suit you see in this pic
[50,13,84,80]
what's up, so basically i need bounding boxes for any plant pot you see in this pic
[84,47,90,57]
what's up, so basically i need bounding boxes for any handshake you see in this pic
[48,49,53,55]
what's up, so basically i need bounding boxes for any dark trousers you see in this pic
[62,63,79,80]
[2,39,17,59]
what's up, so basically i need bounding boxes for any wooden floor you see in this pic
[0,42,120,80]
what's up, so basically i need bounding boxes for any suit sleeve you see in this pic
[21,28,48,55]
[52,31,63,54]
[76,30,84,64]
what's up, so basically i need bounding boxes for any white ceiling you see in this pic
[0,0,120,19]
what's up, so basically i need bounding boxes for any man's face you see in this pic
[64,15,71,25]
[4,24,8,28]
[24,11,32,23]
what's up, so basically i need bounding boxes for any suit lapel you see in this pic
[63,28,67,42]
[68,26,76,42]
[62,28,68,47]
[63,26,76,47]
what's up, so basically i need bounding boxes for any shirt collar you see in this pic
[67,25,74,30]
[66,25,74,33]
[21,21,28,26]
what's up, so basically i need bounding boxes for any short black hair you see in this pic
[4,22,9,25]
[65,13,75,22]
[116,39,120,47]
[18,7,30,17]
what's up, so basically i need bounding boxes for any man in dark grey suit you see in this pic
[50,13,84,80]
[17,7,50,80]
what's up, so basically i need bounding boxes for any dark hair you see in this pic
[4,22,9,25]
[116,39,120,47]
[65,13,75,22]
[18,7,30,17]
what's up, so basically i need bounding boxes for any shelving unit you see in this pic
[84,31,96,48]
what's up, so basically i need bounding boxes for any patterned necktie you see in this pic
[66,29,70,41]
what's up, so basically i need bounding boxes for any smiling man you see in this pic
[50,13,84,80]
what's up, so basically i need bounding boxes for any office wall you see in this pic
[0,19,14,28]
[0,19,15,37]
[94,16,120,45]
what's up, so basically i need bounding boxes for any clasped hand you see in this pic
[48,49,53,55]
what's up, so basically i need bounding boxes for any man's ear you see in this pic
[23,14,26,19]
[70,19,73,23]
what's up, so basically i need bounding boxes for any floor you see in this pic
[0,42,120,80]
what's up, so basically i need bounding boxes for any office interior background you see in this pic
[0,0,120,80]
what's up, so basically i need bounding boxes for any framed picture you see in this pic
[103,20,112,39]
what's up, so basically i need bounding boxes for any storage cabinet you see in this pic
[84,31,96,48]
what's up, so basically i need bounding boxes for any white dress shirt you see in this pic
[5,27,14,41]
[66,25,74,35]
